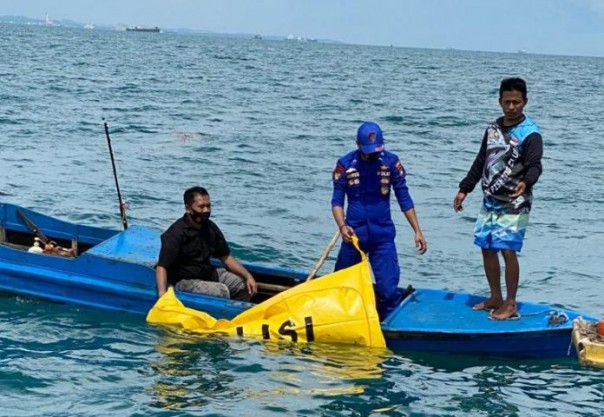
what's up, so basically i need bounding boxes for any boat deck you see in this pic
[86,225,160,268]
[382,288,589,334]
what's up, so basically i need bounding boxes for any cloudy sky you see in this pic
[3,0,604,56]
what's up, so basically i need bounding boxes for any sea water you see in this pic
[1,24,603,416]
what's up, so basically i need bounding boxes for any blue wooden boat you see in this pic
[0,202,595,358]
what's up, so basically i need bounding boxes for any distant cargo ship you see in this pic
[125,26,160,33]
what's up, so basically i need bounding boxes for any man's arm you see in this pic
[390,157,414,212]
[403,207,427,254]
[510,132,544,198]
[155,266,169,298]
[521,132,543,188]
[332,205,354,242]
[156,230,180,298]
[331,160,354,242]
[454,132,488,211]
[458,132,488,194]
[389,157,427,254]
[222,254,257,296]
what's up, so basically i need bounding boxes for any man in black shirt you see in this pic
[453,77,543,320]
[155,186,257,301]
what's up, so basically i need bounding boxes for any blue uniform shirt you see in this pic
[331,150,414,243]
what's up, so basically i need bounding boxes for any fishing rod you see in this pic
[103,119,128,230]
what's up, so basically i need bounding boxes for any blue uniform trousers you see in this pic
[335,239,401,319]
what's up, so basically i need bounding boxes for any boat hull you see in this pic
[0,203,596,358]
[381,287,593,358]
[384,328,574,358]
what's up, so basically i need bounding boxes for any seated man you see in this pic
[155,186,257,300]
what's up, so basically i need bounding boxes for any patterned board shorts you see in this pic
[473,206,530,252]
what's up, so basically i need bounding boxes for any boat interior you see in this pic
[0,208,300,304]
[0,226,93,255]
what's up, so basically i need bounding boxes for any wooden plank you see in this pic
[0,225,5,243]
[256,282,293,293]
[1,242,28,251]
[71,237,78,256]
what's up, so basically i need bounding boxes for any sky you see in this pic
[2,0,604,57]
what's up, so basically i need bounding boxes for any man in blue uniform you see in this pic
[331,121,428,319]
[453,77,543,320]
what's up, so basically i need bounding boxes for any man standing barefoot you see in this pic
[453,78,543,320]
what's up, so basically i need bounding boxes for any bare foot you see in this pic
[490,301,518,320]
[473,297,503,311]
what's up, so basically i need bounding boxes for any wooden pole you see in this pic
[306,229,340,281]
[103,119,128,230]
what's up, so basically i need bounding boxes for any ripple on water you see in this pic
[1,24,604,416]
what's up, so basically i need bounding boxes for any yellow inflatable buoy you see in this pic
[572,317,604,368]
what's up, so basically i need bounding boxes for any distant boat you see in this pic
[126,26,160,33]
[44,13,56,27]
[284,34,317,43]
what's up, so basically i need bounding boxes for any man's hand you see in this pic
[509,181,526,198]
[415,232,427,255]
[223,255,257,297]
[453,192,467,212]
[246,275,257,296]
[340,225,355,243]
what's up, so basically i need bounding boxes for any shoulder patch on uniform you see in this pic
[395,160,405,176]
[333,163,345,181]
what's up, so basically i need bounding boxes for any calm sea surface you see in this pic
[1,24,604,416]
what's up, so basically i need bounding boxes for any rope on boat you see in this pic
[500,308,569,324]
[571,316,604,368]
[573,317,604,341]
[548,310,569,325]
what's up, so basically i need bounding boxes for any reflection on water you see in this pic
[131,318,604,415]
[3,293,604,416]
[257,342,390,392]
[149,330,238,411]
[149,327,391,412]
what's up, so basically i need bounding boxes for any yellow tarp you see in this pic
[147,237,386,348]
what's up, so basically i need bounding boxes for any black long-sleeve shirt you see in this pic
[459,117,543,194]
[157,215,231,285]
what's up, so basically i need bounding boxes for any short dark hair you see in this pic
[183,186,209,206]
[499,77,527,100]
